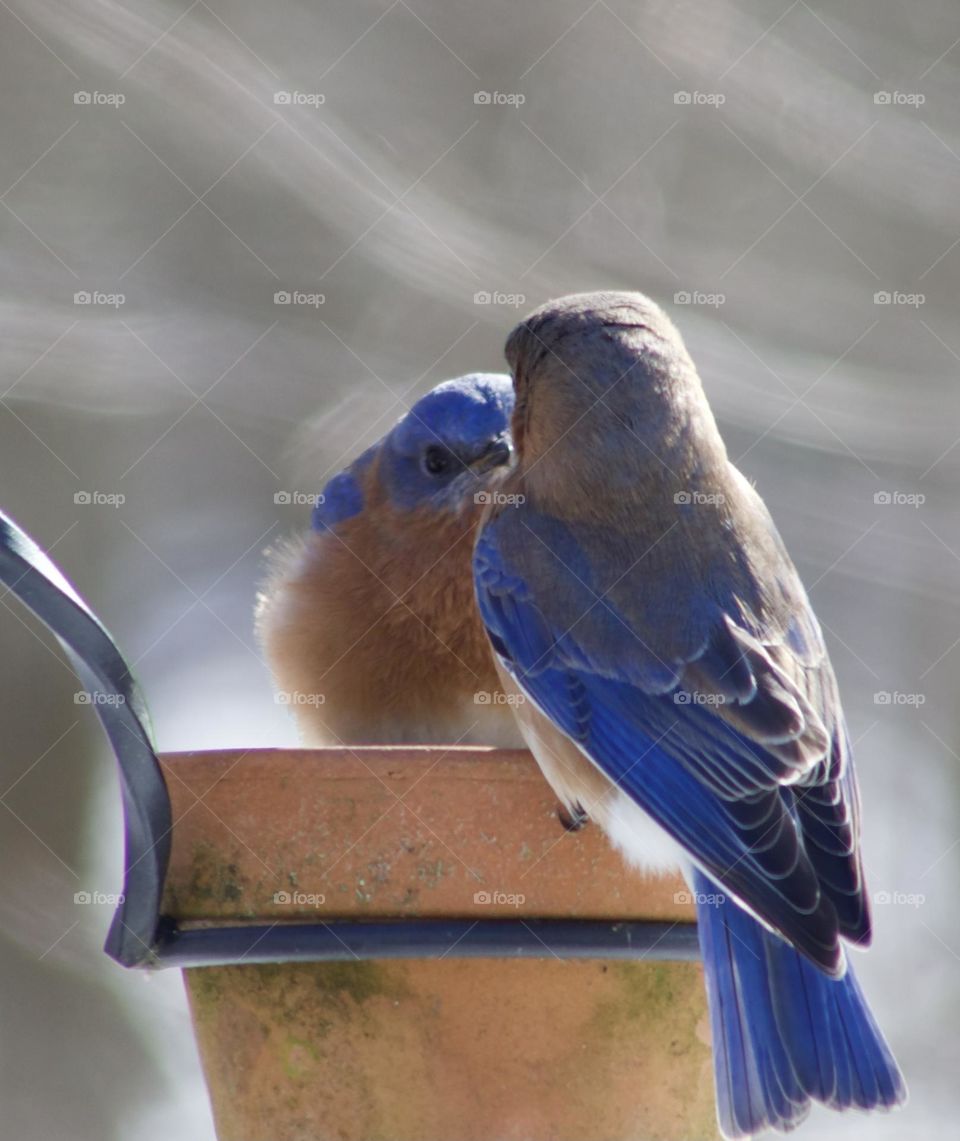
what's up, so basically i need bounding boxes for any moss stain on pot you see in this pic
[283,1038,319,1079]
[168,841,248,916]
[586,961,716,1140]
[415,858,447,890]
[312,961,411,1007]
[185,947,715,1141]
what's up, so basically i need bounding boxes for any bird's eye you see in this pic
[422,445,453,476]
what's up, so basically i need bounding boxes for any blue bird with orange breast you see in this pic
[258,373,522,747]
[473,292,906,1137]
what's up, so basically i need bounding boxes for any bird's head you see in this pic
[311,373,515,532]
[378,372,515,513]
[504,291,724,490]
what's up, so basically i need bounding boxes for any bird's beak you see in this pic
[468,435,513,475]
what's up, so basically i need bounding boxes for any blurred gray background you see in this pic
[1,1,958,1137]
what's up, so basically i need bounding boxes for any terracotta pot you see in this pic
[161,747,717,1141]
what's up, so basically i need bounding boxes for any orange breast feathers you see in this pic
[257,488,521,748]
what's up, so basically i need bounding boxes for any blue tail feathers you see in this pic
[693,870,906,1138]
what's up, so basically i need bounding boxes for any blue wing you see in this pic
[474,511,867,975]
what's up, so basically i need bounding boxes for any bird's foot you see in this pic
[557,802,589,832]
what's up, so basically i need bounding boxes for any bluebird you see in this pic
[474,292,906,1137]
[257,373,524,748]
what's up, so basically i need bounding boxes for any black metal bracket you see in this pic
[0,510,171,967]
[153,917,700,967]
[0,510,700,970]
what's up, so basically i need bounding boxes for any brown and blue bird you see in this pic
[473,291,906,1138]
[257,373,523,748]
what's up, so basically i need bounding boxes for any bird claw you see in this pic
[557,802,589,832]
